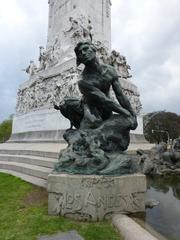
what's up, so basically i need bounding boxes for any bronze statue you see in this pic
[55,41,136,129]
[54,41,138,175]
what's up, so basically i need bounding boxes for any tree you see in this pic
[0,118,12,143]
[143,111,180,143]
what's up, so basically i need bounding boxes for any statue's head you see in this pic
[74,41,96,66]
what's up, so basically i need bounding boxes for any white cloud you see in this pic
[0,0,48,121]
[0,0,26,26]
[111,0,180,115]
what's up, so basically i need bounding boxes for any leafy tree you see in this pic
[0,118,12,143]
[144,111,180,143]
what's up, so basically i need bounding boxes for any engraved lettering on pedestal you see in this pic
[74,194,83,211]
[48,175,146,219]
[24,116,45,130]
[97,196,107,210]
[132,192,144,210]
[85,192,97,207]
[55,192,84,213]
[114,194,128,210]
[81,177,115,188]
[107,195,115,208]
[65,193,74,209]
[54,193,64,214]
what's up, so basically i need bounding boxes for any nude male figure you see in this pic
[55,41,137,130]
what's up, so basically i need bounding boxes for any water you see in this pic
[146,176,180,240]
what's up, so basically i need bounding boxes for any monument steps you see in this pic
[0,161,52,180]
[0,149,59,159]
[0,143,66,188]
[0,154,57,168]
[0,149,58,186]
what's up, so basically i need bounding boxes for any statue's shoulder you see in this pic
[101,64,118,78]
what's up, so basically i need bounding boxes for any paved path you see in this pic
[38,231,84,240]
[113,214,166,240]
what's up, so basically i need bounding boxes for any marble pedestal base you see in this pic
[11,108,145,143]
[47,173,146,221]
[10,108,69,142]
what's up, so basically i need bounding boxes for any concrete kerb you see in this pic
[112,214,160,240]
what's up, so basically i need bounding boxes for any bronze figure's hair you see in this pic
[74,41,96,66]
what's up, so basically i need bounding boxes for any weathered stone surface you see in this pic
[48,174,146,221]
[12,107,69,134]
[38,231,84,240]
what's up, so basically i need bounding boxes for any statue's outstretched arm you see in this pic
[112,78,136,117]
[79,80,131,117]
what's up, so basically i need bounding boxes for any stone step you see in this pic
[0,149,59,159]
[0,154,58,168]
[0,169,47,188]
[0,143,62,188]
[0,161,52,180]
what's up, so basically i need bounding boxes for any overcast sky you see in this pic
[0,0,180,122]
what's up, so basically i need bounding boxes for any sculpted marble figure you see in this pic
[64,16,93,44]
[54,41,139,175]
[109,50,132,79]
[23,60,37,76]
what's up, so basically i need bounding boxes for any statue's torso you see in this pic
[80,64,117,96]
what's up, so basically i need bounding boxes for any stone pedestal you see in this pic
[47,173,146,221]
[10,108,69,142]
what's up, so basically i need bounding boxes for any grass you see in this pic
[0,173,123,240]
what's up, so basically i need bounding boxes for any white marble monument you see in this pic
[11,0,143,142]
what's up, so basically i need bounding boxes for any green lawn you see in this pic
[0,173,122,240]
